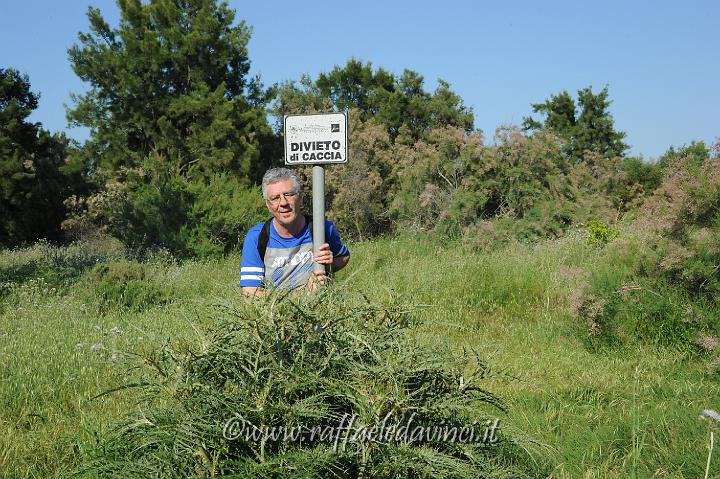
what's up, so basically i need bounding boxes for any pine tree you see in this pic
[522,86,628,160]
[0,68,74,245]
[67,0,278,182]
[274,59,474,141]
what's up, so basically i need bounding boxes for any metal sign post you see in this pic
[312,165,325,274]
[283,112,348,275]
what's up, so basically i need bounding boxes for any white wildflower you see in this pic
[700,409,720,422]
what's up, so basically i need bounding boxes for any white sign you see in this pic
[284,112,348,165]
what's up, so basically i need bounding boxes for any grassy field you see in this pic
[1,235,718,477]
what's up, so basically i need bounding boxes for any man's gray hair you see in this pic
[261,168,302,199]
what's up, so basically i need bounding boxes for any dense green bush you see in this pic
[323,113,395,239]
[621,157,663,198]
[86,259,170,312]
[435,127,627,241]
[65,156,268,257]
[114,171,192,254]
[570,146,720,351]
[74,288,546,477]
[390,126,481,235]
[0,240,118,287]
[639,142,720,297]
[186,173,268,257]
[570,268,719,352]
[325,121,641,244]
[656,140,710,171]
[586,220,620,246]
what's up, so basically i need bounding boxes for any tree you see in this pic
[274,59,474,141]
[316,58,394,114]
[522,86,628,160]
[656,141,709,171]
[0,68,76,245]
[621,156,662,197]
[67,0,279,182]
[64,0,284,255]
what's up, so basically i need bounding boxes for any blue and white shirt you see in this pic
[240,218,350,290]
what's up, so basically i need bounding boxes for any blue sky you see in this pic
[2,0,718,159]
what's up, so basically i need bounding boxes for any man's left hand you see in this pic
[311,243,332,288]
[314,243,333,266]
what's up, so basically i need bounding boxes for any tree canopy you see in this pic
[67,0,278,182]
[522,86,628,160]
[1,1,678,254]
[0,68,75,245]
[274,59,474,141]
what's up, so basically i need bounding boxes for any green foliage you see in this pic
[638,141,720,297]
[586,219,620,246]
[473,128,572,220]
[297,80,640,242]
[75,289,543,477]
[522,86,628,160]
[66,159,267,257]
[111,168,193,254]
[570,145,720,350]
[316,58,395,114]
[0,240,118,290]
[67,0,279,182]
[437,127,622,240]
[186,173,268,257]
[390,126,482,234]
[323,119,632,242]
[621,157,663,197]
[656,140,710,172]
[87,259,170,312]
[0,68,81,246]
[323,112,395,239]
[570,238,720,351]
[63,0,283,257]
[274,59,474,142]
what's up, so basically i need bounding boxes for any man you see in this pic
[240,168,350,295]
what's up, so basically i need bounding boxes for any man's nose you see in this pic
[279,194,290,206]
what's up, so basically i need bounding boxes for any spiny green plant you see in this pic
[73,287,546,478]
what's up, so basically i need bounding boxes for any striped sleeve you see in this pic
[326,220,350,257]
[240,224,265,288]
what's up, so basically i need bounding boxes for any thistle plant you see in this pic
[73,286,544,478]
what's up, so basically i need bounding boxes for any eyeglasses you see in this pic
[266,191,298,205]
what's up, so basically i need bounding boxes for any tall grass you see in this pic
[0,234,718,477]
[344,234,720,477]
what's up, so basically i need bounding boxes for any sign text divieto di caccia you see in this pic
[284,112,348,165]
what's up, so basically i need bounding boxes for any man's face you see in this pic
[266,179,301,227]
